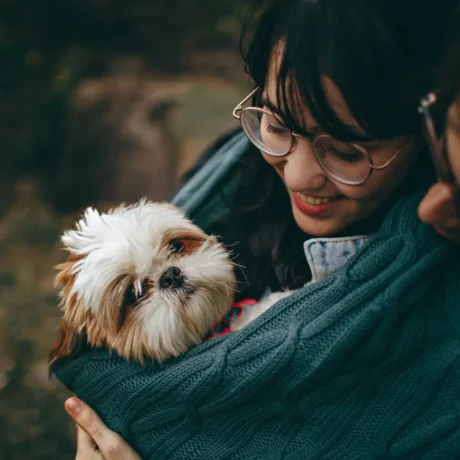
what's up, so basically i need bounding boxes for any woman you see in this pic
[418,4,460,241]
[56,0,460,458]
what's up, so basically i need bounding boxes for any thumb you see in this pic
[65,397,140,460]
[65,398,117,450]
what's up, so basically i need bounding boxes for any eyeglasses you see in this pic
[233,87,406,186]
[418,90,460,215]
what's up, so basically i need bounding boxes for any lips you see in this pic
[292,192,344,217]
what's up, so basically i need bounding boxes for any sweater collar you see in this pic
[303,235,372,283]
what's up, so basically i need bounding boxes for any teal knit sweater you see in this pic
[53,192,460,460]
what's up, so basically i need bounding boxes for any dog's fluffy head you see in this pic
[50,200,235,363]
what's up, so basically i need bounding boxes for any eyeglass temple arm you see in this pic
[418,91,444,159]
[418,90,456,183]
[369,141,408,171]
[232,87,260,119]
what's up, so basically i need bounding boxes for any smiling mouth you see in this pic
[292,192,345,217]
[297,193,344,206]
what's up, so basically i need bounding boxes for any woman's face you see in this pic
[261,71,419,237]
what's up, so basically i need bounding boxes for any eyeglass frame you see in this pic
[418,90,460,216]
[233,87,407,186]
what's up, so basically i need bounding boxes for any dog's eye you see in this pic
[169,239,185,254]
[123,284,138,307]
[119,281,149,330]
[123,281,148,307]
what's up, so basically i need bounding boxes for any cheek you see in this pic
[447,129,460,183]
[352,144,419,201]
[260,149,281,167]
[260,150,287,183]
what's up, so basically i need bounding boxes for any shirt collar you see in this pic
[304,235,372,283]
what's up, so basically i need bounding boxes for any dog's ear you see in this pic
[55,252,81,289]
[49,321,87,366]
[50,251,86,371]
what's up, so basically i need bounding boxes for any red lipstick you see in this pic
[292,193,343,217]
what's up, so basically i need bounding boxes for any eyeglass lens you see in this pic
[241,109,371,183]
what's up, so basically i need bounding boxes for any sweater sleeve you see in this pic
[52,193,460,460]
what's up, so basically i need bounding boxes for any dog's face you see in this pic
[50,200,236,363]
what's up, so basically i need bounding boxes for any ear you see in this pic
[55,252,81,287]
[50,252,86,372]
[49,321,87,366]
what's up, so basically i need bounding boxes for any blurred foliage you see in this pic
[0,0,247,183]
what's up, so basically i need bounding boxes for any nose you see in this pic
[159,266,184,289]
[282,137,327,191]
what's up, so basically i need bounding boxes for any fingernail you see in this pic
[65,397,82,415]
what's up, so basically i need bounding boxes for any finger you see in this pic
[65,398,136,460]
[65,397,114,449]
[76,425,98,453]
[434,225,460,243]
[418,182,458,225]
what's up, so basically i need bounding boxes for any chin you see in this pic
[49,200,236,365]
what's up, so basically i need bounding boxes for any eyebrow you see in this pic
[259,95,283,116]
[259,95,321,134]
[260,94,371,141]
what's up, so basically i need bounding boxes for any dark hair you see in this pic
[441,3,460,104]
[219,0,458,300]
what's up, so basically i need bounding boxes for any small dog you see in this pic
[49,200,237,364]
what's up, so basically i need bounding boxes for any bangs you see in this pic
[272,3,375,143]
[242,0,445,142]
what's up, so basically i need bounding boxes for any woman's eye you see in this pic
[169,239,185,254]
[266,122,288,135]
[329,146,362,163]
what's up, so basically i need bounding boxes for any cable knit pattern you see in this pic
[52,192,460,460]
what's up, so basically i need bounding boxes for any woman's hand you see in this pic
[65,397,141,460]
[419,182,460,243]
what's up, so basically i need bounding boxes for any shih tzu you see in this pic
[49,200,237,364]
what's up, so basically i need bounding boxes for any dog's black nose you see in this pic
[159,266,183,289]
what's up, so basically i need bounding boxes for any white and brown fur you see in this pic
[49,200,237,364]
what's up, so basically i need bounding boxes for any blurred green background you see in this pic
[0,1,250,458]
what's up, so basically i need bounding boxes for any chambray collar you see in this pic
[304,235,372,283]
